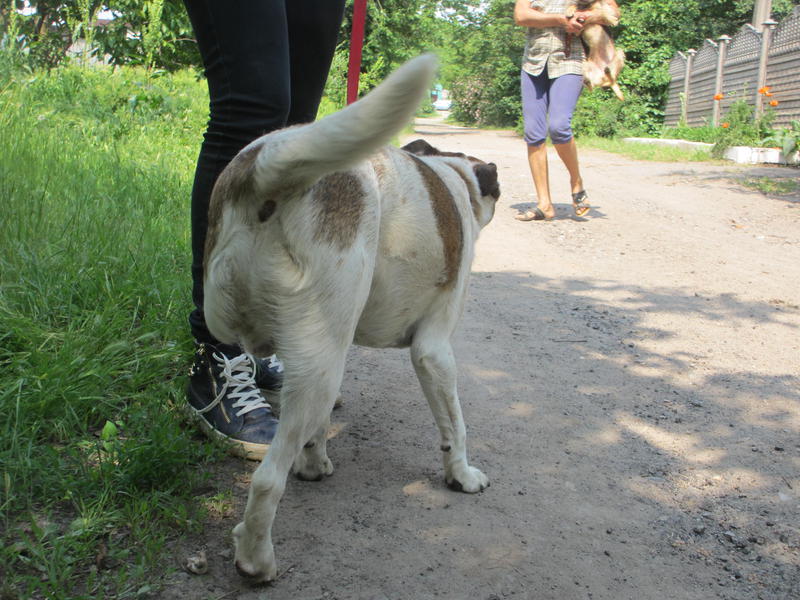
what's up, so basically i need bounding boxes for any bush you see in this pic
[417,94,436,116]
[450,68,521,127]
[572,88,661,138]
[762,119,800,164]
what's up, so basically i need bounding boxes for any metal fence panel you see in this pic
[720,26,761,117]
[663,54,686,125]
[664,8,800,130]
[686,41,719,125]
[768,7,800,126]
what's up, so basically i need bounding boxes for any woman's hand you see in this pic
[564,15,585,34]
[572,10,597,24]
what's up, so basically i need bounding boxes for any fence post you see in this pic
[752,0,773,31]
[681,49,697,125]
[712,36,730,126]
[755,20,778,118]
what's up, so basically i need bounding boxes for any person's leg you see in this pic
[182,0,346,459]
[548,74,587,200]
[526,143,553,217]
[520,69,555,219]
[183,0,289,460]
[285,0,346,126]
[553,138,582,194]
[184,0,292,345]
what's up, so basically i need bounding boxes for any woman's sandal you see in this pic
[515,207,553,222]
[572,190,590,217]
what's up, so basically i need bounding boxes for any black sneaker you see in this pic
[253,354,284,392]
[186,342,279,460]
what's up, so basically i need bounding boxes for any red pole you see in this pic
[347,0,368,105]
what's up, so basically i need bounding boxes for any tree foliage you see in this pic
[441,1,524,126]
[1,0,197,69]
[94,0,198,69]
[2,0,798,128]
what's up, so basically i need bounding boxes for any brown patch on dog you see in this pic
[446,163,483,221]
[204,144,261,275]
[408,154,464,288]
[312,172,365,249]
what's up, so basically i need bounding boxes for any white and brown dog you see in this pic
[202,55,498,582]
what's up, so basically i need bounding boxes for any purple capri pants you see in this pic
[521,69,583,146]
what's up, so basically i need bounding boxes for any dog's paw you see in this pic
[232,522,277,584]
[446,465,489,494]
[292,454,334,482]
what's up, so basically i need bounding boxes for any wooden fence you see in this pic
[664,6,800,128]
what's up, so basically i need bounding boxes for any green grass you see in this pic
[739,176,799,196]
[578,136,717,162]
[0,62,221,599]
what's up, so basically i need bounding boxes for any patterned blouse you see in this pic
[521,0,585,79]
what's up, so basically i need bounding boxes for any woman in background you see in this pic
[513,0,619,221]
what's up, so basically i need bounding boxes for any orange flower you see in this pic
[769,100,779,107]
[765,91,773,97]
[713,93,724,101]
[721,122,730,128]
[758,86,771,95]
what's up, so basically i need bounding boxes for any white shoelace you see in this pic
[200,352,271,417]
[265,354,284,373]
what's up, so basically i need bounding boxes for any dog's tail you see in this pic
[251,54,438,194]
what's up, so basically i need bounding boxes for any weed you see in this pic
[761,120,800,164]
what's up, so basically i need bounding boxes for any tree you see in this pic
[0,0,198,69]
[94,0,199,69]
[445,0,524,126]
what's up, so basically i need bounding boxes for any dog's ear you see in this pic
[473,162,500,199]
[402,139,439,156]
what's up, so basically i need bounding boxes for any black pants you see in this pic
[183,0,346,344]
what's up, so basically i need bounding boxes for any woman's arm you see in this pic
[514,0,583,33]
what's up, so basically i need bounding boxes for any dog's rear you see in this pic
[203,55,439,351]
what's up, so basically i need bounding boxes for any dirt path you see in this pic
[164,117,800,600]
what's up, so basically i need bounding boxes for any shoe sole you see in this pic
[183,402,269,462]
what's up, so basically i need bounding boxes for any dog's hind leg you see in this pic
[411,331,489,493]
[233,344,346,582]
